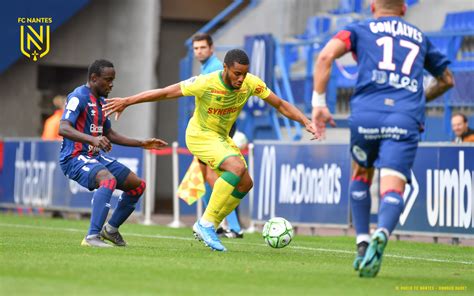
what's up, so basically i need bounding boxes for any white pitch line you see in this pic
[1,222,473,266]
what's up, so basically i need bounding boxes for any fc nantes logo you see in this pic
[18,17,53,61]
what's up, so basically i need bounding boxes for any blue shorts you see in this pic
[348,111,421,182]
[60,154,131,191]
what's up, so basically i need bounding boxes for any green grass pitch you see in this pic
[0,214,472,295]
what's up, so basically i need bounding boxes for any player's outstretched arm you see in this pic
[105,128,168,150]
[265,92,319,139]
[311,38,347,138]
[103,83,183,119]
[59,120,112,152]
[425,68,454,103]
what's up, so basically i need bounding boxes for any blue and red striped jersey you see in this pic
[59,85,111,163]
[334,16,450,125]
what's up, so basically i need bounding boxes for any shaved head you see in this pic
[374,0,405,10]
[372,0,406,17]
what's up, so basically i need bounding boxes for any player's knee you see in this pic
[125,179,146,197]
[220,156,246,177]
[99,177,117,191]
[96,170,116,189]
[246,179,254,192]
[380,168,406,182]
[351,163,372,183]
[379,168,407,195]
[239,178,253,192]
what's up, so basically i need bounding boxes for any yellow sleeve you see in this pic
[248,74,271,99]
[180,75,207,97]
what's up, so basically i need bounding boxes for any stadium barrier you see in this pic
[0,139,145,214]
[251,141,474,239]
[2,139,473,239]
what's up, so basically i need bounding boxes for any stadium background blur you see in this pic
[0,0,473,222]
[1,1,473,294]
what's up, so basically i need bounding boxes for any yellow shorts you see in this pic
[186,129,247,175]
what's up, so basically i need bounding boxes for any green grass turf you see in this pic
[0,214,472,296]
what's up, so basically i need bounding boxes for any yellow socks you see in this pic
[215,189,248,226]
[202,171,240,228]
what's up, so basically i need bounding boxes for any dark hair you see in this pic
[88,59,114,79]
[224,49,249,67]
[192,33,213,46]
[452,113,468,123]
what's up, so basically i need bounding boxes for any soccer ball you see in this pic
[262,217,294,248]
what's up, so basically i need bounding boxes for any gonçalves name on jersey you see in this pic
[369,20,423,43]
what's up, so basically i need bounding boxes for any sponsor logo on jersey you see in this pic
[210,89,227,95]
[90,124,103,134]
[207,107,238,115]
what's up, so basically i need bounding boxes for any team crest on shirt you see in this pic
[236,89,249,104]
[90,109,96,116]
[352,145,367,162]
[255,84,266,94]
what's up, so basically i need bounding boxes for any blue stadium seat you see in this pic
[330,0,363,15]
[442,11,474,31]
[405,0,419,6]
[448,71,474,106]
[427,70,474,107]
[428,36,462,60]
[335,15,356,30]
[299,16,331,39]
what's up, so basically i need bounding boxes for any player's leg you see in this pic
[200,160,243,238]
[60,155,116,247]
[198,159,212,208]
[207,160,244,237]
[359,113,420,278]
[350,161,374,270]
[348,112,379,270]
[187,132,239,251]
[87,169,117,239]
[359,171,406,278]
[214,164,252,227]
[200,155,245,229]
[216,168,250,238]
[377,171,406,237]
[100,157,143,246]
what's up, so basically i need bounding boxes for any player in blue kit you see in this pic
[311,0,454,277]
[59,59,167,247]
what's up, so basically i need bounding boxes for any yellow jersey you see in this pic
[180,71,271,136]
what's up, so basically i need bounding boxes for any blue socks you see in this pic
[108,180,146,229]
[225,209,242,233]
[350,177,371,243]
[378,190,404,234]
[88,179,116,235]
